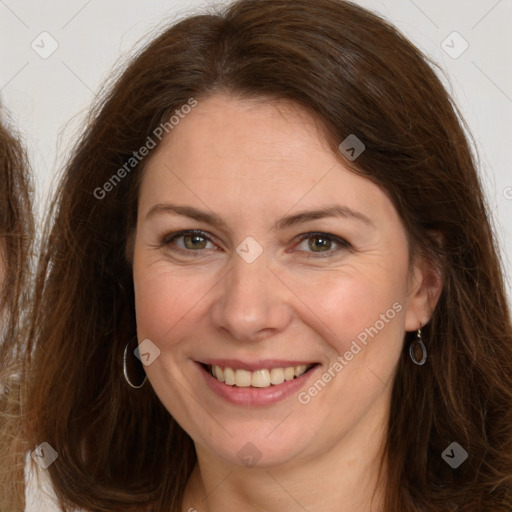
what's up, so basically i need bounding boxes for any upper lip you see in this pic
[198,359,318,371]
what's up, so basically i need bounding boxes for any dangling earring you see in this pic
[409,323,427,365]
[123,338,147,389]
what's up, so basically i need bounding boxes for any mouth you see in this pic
[200,362,318,389]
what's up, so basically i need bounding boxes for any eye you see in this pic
[294,232,351,257]
[161,230,217,253]
[157,230,350,258]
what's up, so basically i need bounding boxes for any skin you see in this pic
[132,93,442,512]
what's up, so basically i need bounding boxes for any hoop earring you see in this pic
[409,324,427,365]
[123,338,147,389]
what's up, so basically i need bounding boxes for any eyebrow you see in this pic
[145,203,374,230]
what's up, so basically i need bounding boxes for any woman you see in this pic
[15,0,512,511]
[0,113,33,511]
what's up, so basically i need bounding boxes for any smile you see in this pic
[206,363,315,388]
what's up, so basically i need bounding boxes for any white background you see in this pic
[1,0,511,298]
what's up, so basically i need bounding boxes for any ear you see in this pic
[404,238,444,332]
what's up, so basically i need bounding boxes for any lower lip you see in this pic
[196,362,320,406]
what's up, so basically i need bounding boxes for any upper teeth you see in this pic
[210,365,312,388]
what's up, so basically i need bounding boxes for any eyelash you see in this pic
[158,230,352,258]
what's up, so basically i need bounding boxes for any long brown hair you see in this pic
[0,114,34,511]
[15,0,512,511]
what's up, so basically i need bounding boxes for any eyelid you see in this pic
[161,229,209,243]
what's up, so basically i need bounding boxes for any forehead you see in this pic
[138,93,394,227]
[160,95,332,173]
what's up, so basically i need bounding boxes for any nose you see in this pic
[210,251,293,344]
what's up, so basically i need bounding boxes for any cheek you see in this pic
[284,264,407,359]
[133,264,194,342]
[278,268,405,384]
[132,253,206,343]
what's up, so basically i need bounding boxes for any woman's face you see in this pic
[132,94,434,469]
